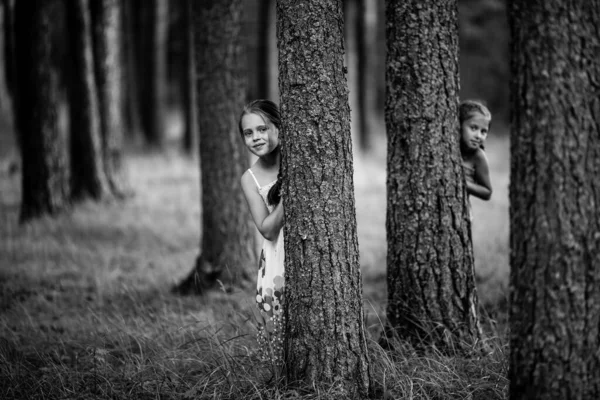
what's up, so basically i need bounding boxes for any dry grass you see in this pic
[0,132,509,399]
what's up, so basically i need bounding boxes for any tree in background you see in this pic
[140,0,168,146]
[179,0,197,154]
[277,0,371,396]
[384,0,483,351]
[174,0,255,294]
[508,1,600,398]
[66,0,109,201]
[1,0,15,111]
[122,0,142,140]
[15,0,69,222]
[90,0,126,195]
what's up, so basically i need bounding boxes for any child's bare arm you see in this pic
[241,172,284,240]
[466,150,492,201]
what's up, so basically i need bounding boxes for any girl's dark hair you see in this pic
[459,99,492,126]
[239,99,282,205]
[238,99,281,138]
[267,179,281,206]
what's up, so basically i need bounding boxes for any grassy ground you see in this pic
[0,132,509,399]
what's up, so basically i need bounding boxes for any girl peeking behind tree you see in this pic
[459,100,493,220]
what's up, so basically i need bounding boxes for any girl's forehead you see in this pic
[241,112,268,128]
[466,114,490,125]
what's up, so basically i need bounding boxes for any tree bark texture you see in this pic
[15,0,69,222]
[277,1,371,397]
[508,1,600,399]
[90,0,126,194]
[175,0,255,294]
[385,0,483,350]
[66,0,109,201]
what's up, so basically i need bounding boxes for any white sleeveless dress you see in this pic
[247,169,285,364]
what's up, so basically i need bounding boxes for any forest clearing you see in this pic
[1,132,509,399]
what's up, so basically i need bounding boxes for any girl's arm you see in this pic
[241,172,284,241]
[466,149,493,201]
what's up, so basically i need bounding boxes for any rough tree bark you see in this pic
[66,0,109,201]
[277,0,371,397]
[174,0,255,294]
[384,0,483,351]
[15,0,69,222]
[90,0,126,195]
[508,1,600,398]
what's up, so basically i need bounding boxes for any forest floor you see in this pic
[0,129,510,399]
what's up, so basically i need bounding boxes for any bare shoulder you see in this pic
[474,148,489,166]
[241,169,254,191]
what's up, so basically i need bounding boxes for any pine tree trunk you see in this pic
[90,0,126,195]
[174,0,255,294]
[277,1,371,397]
[66,0,109,201]
[15,0,69,222]
[384,0,483,351]
[508,1,600,398]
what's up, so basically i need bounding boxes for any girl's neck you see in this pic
[460,141,476,157]
[257,145,280,170]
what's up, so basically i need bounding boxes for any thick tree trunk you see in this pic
[90,0,126,195]
[508,1,600,398]
[174,0,255,294]
[66,0,109,201]
[277,1,371,397]
[384,0,483,351]
[181,0,197,154]
[15,0,69,222]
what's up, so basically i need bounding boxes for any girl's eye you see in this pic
[259,126,267,132]
[243,131,252,137]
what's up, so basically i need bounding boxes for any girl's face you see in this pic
[241,112,280,157]
[461,113,490,151]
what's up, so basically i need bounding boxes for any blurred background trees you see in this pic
[0,0,509,161]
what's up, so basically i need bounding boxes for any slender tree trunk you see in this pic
[66,0,109,201]
[140,0,168,146]
[90,0,126,195]
[2,0,14,101]
[344,0,369,152]
[508,1,600,398]
[174,0,255,294]
[278,1,371,397]
[122,0,142,139]
[181,0,197,154]
[15,0,69,222]
[384,0,483,351]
